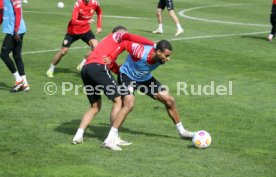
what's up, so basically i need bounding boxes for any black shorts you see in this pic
[81,63,121,104]
[62,30,96,47]
[118,73,166,99]
[157,0,174,11]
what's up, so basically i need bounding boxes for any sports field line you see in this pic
[23,10,149,20]
[22,31,269,55]
[179,3,270,27]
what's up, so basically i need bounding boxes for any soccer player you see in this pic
[46,0,102,78]
[0,0,29,92]
[152,0,184,37]
[102,40,194,150]
[0,0,3,25]
[268,0,276,41]
[72,26,155,150]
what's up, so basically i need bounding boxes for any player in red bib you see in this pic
[72,26,155,150]
[46,0,102,78]
[268,0,276,41]
[0,0,3,25]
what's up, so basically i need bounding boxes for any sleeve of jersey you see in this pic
[95,5,102,28]
[108,62,120,74]
[12,0,22,33]
[121,33,154,46]
[70,3,88,25]
[108,41,129,62]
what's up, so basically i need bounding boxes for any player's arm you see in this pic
[108,62,120,74]
[70,2,88,25]
[108,40,130,62]
[95,2,102,34]
[11,0,22,41]
[121,33,155,46]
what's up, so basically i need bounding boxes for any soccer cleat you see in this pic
[268,34,274,42]
[76,63,84,72]
[72,137,83,145]
[115,136,132,146]
[46,70,54,78]
[152,29,163,34]
[180,130,195,139]
[102,139,122,151]
[11,80,25,92]
[19,84,30,92]
[175,28,184,37]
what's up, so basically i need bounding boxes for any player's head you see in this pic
[112,25,128,33]
[154,40,172,64]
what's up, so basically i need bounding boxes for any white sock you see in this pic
[48,64,56,72]
[80,58,86,66]
[13,71,22,82]
[158,24,163,30]
[75,128,84,138]
[21,75,28,86]
[176,23,183,30]
[175,122,186,135]
[105,127,118,143]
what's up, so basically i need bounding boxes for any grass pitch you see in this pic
[0,0,275,176]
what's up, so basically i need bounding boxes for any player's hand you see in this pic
[96,28,102,35]
[88,18,94,24]
[102,56,111,65]
[13,31,21,42]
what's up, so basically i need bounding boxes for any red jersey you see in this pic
[67,0,102,35]
[109,40,155,64]
[86,32,154,65]
[274,0,276,4]
[0,0,3,9]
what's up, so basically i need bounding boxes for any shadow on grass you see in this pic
[54,119,178,141]
[241,35,268,41]
[0,82,11,90]
[55,67,80,77]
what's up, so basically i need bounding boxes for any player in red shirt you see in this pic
[46,0,102,78]
[0,0,3,25]
[72,26,155,150]
[268,0,276,41]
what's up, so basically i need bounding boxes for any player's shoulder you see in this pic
[112,31,127,43]
[11,0,22,7]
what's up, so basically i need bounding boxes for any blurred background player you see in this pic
[0,0,3,25]
[0,0,29,92]
[46,0,102,78]
[268,0,276,41]
[152,0,184,37]
[102,40,194,150]
[72,26,155,150]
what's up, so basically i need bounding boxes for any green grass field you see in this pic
[0,0,275,176]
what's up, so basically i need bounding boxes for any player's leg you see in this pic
[0,34,24,91]
[77,31,98,71]
[72,64,102,144]
[46,34,76,77]
[154,91,194,139]
[165,0,184,36]
[153,0,165,34]
[268,12,276,41]
[12,33,30,91]
[143,77,194,139]
[105,73,137,147]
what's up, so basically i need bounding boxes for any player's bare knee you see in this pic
[60,49,68,56]
[164,96,175,108]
